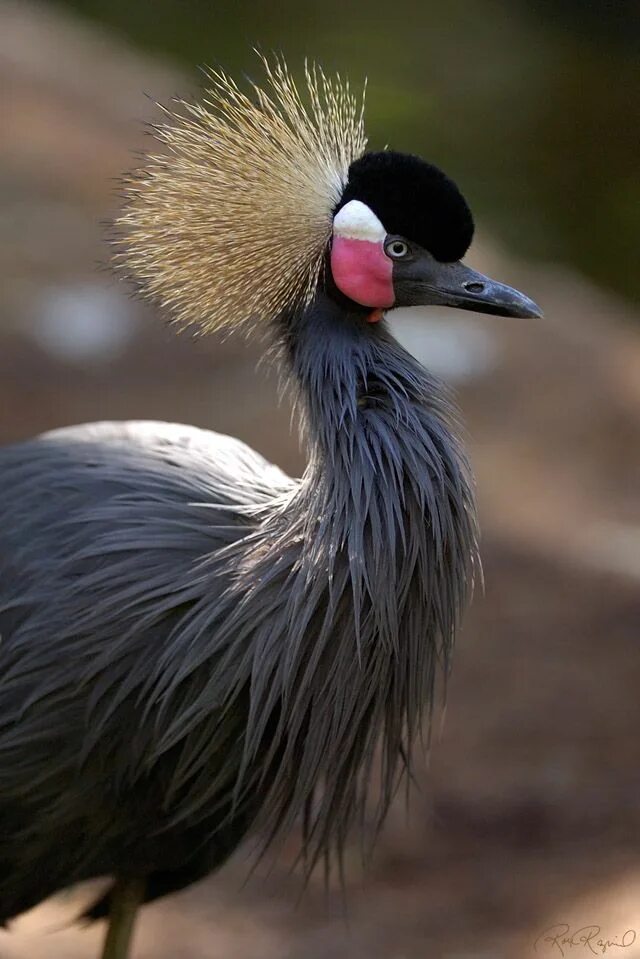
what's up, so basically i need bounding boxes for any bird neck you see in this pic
[281,289,459,489]
[277,287,478,635]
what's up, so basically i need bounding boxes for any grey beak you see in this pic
[397,257,543,319]
[423,260,543,319]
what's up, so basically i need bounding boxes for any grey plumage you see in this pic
[0,292,477,919]
[0,59,541,947]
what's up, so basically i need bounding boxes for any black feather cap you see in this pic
[337,151,474,263]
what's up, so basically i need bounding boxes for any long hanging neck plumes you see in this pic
[233,290,480,863]
[281,290,477,658]
[149,292,478,873]
[141,292,476,865]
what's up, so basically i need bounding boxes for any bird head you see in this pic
[117,56,540,333]
[330,151,541,321]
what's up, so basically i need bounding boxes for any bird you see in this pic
[0,57,541,959]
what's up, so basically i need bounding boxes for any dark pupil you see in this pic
[392,242,405,255]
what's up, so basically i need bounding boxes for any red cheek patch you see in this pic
[331,236,394,309]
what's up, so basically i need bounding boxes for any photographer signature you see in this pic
[534,924,636,957]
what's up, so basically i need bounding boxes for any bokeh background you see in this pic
[1,1,639,956]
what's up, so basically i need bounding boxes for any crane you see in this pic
[0,58,540,959]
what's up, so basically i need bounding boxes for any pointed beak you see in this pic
[436,261,543,318]
[396,258,543,319]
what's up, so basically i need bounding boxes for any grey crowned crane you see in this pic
[0,58,540,959]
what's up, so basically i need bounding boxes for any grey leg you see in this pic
[100,876,145,959]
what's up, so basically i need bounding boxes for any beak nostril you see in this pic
[463,281,485,294]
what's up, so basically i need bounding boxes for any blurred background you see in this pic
[1,0,639,956]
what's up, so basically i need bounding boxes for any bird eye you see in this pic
[385,238,409,260]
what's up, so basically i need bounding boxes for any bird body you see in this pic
[0,294,475,919]
[0,55,540,954]
[0,420,283,918]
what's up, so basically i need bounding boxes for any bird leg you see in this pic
[100,876,145,959]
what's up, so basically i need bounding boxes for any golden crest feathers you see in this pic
[116,55,367,333]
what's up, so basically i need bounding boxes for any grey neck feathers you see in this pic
[153,291,479,870]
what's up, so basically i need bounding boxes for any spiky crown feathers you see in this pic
[117,58,367,334]
[118,59,477,331]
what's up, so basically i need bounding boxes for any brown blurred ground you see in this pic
[0,3,639,957]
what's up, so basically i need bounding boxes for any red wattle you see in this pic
[330,236,394,308]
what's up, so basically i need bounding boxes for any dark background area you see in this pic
[0,1,639,957]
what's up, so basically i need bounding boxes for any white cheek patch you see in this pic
[333,199,386,242]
